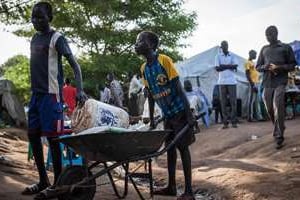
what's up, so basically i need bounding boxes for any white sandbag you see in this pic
[129,120,149,131]
[71,99,129,134]
[128,120,164,131]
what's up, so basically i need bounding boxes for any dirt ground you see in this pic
[1,118,300,200]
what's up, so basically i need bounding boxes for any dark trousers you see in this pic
[213,99,223,123]
[263,85,286,141]
[129,94,139,116]
[248,84,263,120]
[219,85,237,125]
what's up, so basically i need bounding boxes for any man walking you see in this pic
[256,25,296,149]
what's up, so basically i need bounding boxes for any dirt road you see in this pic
[1,119,300,200]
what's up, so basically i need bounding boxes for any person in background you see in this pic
[99,84,104,101]
[106,73,124,108]
[63,78,77,117]
[215,40,238,128]
[135,30,195,200]
[100,82,112,104]
[22,2,87,199]
[256,25,296,149]
[128,73,143,116]
[193,84,212,117]
[244,50,263,122]
[184,80,210,128]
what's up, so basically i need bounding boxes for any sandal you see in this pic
[177,193,195,200]
[22,183,48,195]
[153,187,177,196]
[34,185,58,200]
[33,185,66,200]
[34,185,60,200]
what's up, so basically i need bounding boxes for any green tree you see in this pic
[2,55,30,103]
[1,0,197,97]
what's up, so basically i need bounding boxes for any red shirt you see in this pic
[63,84,77,115]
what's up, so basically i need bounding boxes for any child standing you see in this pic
[22,2,87,199]
[135,31,195,200]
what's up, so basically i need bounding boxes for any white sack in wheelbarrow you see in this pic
[71,99,129,134]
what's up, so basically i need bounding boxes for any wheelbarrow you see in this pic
[50,124,190,200]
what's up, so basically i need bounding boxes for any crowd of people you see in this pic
[212,26,297,151]
[98,26,298,199]
[21,2,298,200]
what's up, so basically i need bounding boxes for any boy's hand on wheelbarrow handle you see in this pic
[149,117,164,130]
[149,120,156,130]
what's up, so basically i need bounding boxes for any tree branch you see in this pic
[0,0,33,14]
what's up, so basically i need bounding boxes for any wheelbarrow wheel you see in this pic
[57,166,96,200]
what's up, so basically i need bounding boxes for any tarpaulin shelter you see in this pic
[289,40,300,65]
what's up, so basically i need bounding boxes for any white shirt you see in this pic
[100,87,111,103]
[215,51,238,85]
[129,75,143,98]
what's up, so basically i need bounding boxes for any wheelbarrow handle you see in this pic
[161,124,190,153]
[146,116,165,131]
[139,124,190,160]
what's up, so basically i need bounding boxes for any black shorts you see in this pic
[164,111,195,148]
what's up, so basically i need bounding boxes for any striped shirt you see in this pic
[30,30,72,96]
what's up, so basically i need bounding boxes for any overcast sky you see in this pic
[0,0,299,64]
[181,0,300,58]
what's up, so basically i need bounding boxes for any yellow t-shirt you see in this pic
[244,60,259,83]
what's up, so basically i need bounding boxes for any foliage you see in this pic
[0,0,32,22]
[2,55,30,103]
[0,0,197,98]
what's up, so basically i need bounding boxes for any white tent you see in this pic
[176,46,250,118]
